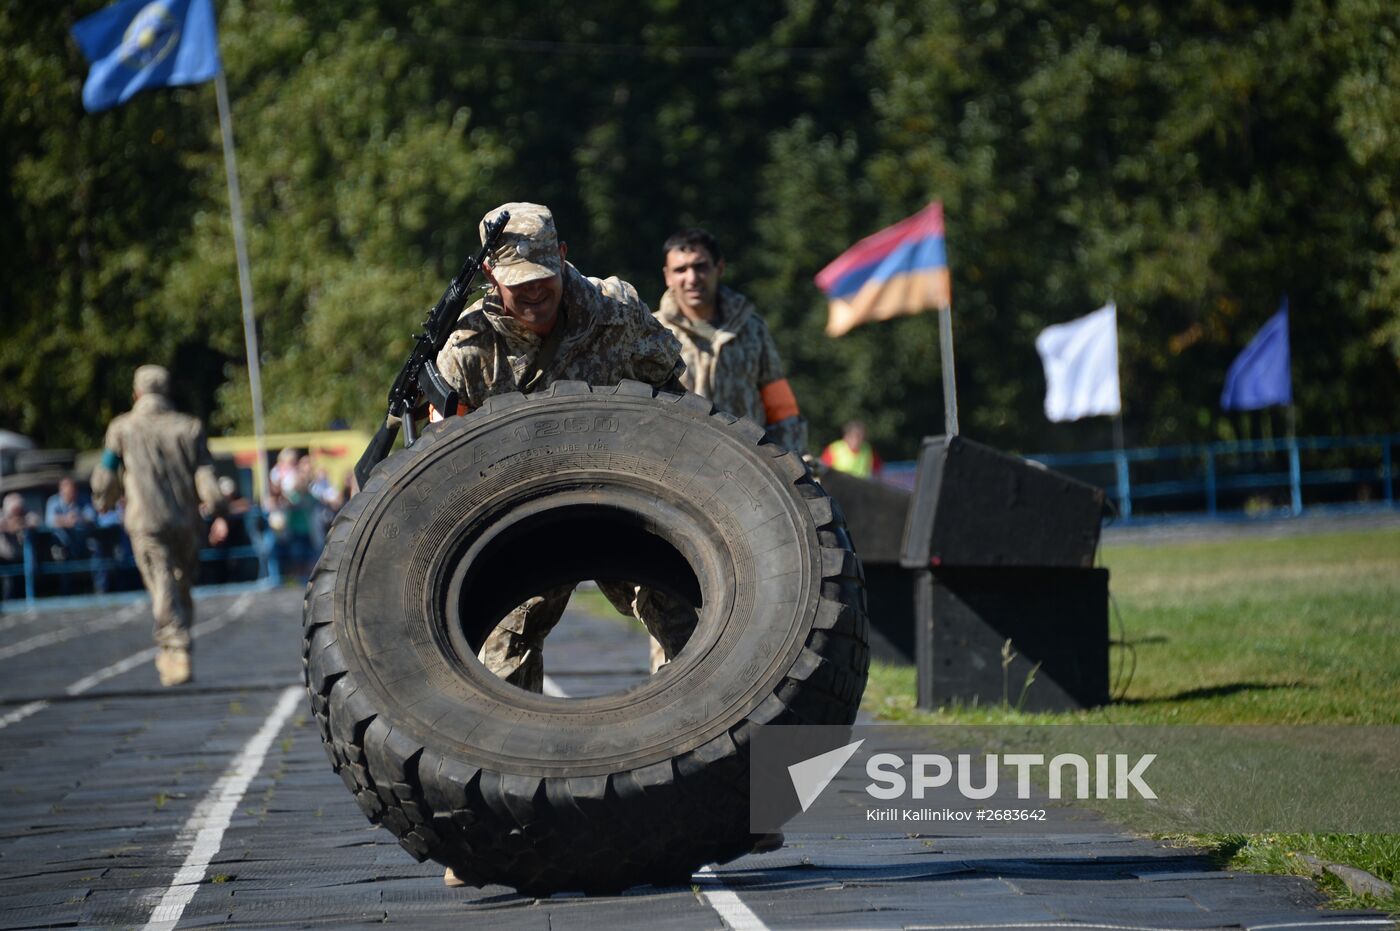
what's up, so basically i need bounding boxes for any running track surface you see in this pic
[0,588,1388,930]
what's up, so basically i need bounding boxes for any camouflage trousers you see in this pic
[129,528,200,651]
[479,581,696,693]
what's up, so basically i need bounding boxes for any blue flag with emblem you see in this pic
[71,0,222,113]
[1221,297,1292,411]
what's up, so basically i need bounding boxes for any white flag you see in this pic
[1035,303,1122,422]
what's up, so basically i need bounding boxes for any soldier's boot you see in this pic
[443,867,466,888]
[156,647,192,687]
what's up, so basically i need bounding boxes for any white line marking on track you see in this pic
[0,610,50,633]
[0,602,144,661]
[693,866,770,931]
[543,674,770,930]
[0,700,48,729]
[0,594,252,731]
[1248,922,1396,929]
[897,923,1395,930]
[540,671,1382,931]
[141,684,302,931]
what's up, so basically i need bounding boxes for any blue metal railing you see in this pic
[881,433,1398,521]
[0,511,280,608]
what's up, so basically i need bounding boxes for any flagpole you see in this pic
[213,71,269,505]
[1112,413,1132,519]
[1286,404,1302,516]
[938,306,959,435]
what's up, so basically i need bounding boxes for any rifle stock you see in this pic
[354,416,401,488]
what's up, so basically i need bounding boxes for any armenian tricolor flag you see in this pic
[814,202,951,337]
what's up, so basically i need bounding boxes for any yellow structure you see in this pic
[207,430,370,503]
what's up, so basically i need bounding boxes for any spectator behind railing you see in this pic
[263,452,346,583]
[203,478,258,585]
[217,477,252,521]
[266,481,315,584]
[94,497,133,591]
[2,462,338,600]
[45,477,101,593]
[270,447,301,497]
[307,460,341,555]
[1,493,40,601]
[2,483,278,602]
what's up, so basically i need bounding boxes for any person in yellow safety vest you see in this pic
[820,420,883,479]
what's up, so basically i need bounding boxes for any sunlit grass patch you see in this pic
[859,525,1400,911]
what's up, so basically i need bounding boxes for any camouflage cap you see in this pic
[134,364,170,397]
[480,202,562,287]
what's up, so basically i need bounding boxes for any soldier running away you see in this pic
[91,365,227,687]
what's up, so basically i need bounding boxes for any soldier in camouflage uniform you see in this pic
[657,227,808,455]
[433,202,695,696]
[91,365,227,687]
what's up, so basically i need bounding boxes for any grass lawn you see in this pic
[860,526,1400,911]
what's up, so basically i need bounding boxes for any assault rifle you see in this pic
[353,210,510,487]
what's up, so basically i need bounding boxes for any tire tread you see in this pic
[303,384,867,893]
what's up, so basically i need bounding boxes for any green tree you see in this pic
[5,0,1397,462]
[761,0,1400,456]
[1,3,219,446]
[153,3,506,432]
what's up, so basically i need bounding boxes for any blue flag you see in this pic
[1221,298,1292,411]
[71,0,221,113]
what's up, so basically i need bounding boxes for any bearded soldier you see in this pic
[656,227,808,455]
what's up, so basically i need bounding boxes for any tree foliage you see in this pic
[4,1,1398,457]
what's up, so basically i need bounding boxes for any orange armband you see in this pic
[428,401,471,422]
[760,378,800,424]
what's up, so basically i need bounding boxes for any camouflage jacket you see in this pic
[655,286,808,454]
[91,393,225,538]
[435,263,685,410]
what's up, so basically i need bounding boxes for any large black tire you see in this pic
[303,381,867,895]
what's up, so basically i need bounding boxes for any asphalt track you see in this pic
[0,587,1391,930]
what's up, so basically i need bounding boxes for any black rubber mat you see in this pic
[0,587,1386,930]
